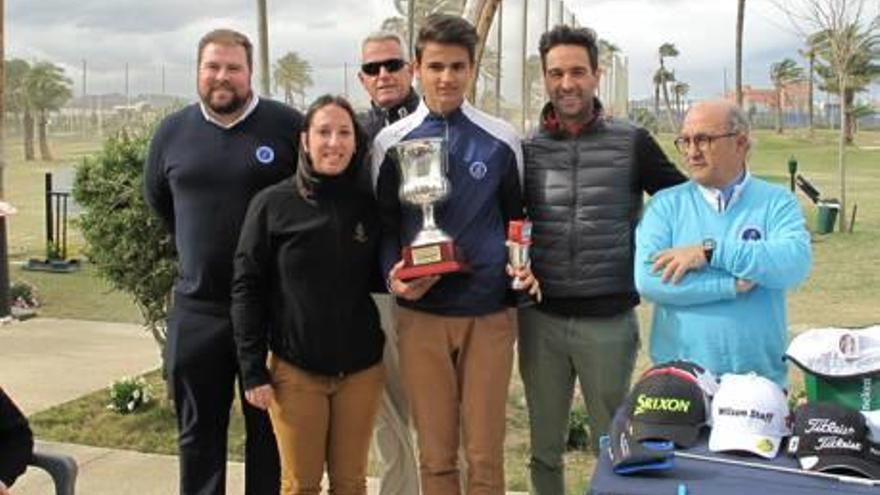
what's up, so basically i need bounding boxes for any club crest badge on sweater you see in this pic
[740,226,763,241]
[255,145,275,165]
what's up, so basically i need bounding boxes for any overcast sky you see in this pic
[7,0,879,107]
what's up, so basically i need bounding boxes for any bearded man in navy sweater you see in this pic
[144,28,302,495]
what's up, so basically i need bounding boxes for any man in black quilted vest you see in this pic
[519,24,685,495]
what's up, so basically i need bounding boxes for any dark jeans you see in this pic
[166,307,280,495]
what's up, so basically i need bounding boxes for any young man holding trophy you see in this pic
[371,14,537,495]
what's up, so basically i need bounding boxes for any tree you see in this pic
[811,22,879,144]
[1,0,8,318]
[599,39,620,111]
[769,58,804,134]
[3,58,33,160]
[523,54,544,122]
[776,0,878,232]
[381,0,466,49]
[658,42,680,131]
[24,61,72,160]
[735,0,747,107]
[672,81,690,118]
[273,52,313,108]
[73,129,176,348]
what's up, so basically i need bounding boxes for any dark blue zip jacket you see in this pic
[372,99,524,316]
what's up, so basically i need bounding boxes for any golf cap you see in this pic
[649,360,720,397]
[790,402,880,479]
[625,366,709,448]
[708,373,791,458]
[607,405,675,475]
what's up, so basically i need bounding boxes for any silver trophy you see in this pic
[393,137,464,279]
[507,220,532,289]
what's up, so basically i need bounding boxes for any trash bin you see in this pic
[815,199,840,234]
[804,373,880,411]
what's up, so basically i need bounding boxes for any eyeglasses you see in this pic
[673,132,738,155]
[360,58,406,76]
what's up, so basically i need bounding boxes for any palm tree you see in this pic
[800,41,818,136]
[769,58,804,134]
[273,52,313,108]
[599,39,620,112]
[523,54,544,119]
[735,0,746,107]
[658,42,680,131]
[4,58,34,160]
[25,61,72,161]
[672,81,690,119]
[381,0,466,49]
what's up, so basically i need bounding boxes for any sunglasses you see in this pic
[361,58,406,76]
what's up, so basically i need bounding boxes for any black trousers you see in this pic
[166,306,280,495]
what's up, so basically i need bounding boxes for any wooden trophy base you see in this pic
[398,241,467,280]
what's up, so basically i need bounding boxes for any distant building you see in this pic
[724,82,810,113]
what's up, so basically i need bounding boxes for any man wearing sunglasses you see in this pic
[356,31,420,495]
[635,98,812,387]
[358,32,420,144]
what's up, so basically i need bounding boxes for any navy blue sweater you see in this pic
[144,99,302,311]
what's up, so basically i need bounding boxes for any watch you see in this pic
[702,238,716,265]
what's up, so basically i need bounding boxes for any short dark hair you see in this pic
[538,25,599,73]
[198,29,253,72]
[415,14,478,64]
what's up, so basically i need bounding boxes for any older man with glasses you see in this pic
[356,31,421,495]
[634,98,812,387]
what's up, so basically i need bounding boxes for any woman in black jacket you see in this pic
[232,94,385,495]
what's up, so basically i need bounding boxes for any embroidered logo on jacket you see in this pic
[255,145,275,165]
[354,222,368,243]
[469,161,488,180]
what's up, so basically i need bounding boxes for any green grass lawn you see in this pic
[13,127,880,494]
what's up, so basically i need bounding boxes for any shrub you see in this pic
[10,280,40,309]
[107,376,153,414]
[72,129,176,346]
[567,405,590,451]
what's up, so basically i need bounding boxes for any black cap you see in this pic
[624,366,709,448]
[608,404,674,474]
[648,360,719,397]
[790,402,880,480]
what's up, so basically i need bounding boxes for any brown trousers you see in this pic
[267,356,384,495]
[397,307,516,495]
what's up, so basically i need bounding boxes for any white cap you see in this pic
[708,373,791,458]
[786,325,880,377]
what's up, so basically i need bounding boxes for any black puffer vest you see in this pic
[524,101,645,300]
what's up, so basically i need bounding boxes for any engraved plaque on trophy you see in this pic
[393,137,467,280]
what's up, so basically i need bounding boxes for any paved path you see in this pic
[1,317,528,494]
[0,317,160,415]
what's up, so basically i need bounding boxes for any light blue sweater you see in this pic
[634,176,812,386]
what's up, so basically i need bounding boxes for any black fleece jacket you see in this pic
[0,387,33,488]
[231,154,384,388]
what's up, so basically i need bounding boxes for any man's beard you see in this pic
[551,90,592,121]
[202,82,249,115]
